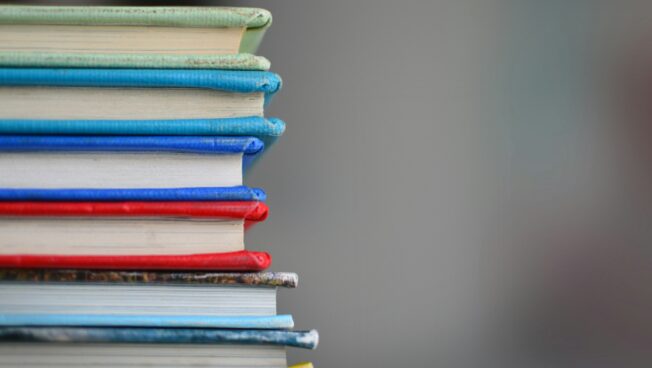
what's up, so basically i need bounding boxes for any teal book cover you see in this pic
[0,327,319,349]
[0,117,286,148]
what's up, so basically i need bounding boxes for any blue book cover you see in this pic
[0,135,264,170]
[0,327,319,350]
[0,314,294,330]
[0,116,286,148]
[0,68,282,104]
[0,186,266,201]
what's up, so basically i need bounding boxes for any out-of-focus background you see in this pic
[11,0,652,367]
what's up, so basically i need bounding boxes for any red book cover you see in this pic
[0,201,271,271]
[0,201,268,230]
[0,250,271,271]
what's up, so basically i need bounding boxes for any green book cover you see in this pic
[0,6,272,70]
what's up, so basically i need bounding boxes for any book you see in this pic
[0,327,318,367]
[0,68,282,119]
[0,6,272,70]
[0,186,267,202]
[0,201,267,255]
[0,270,296,329]
[0,136,263,189]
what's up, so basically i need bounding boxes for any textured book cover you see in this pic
[0,135,265,171]
[0,201,268,221]
[0,200,267,233]
[0,117,286,148]
[0,327,319,349]
[0,269,298,288]
[0,186,267,202]
[0,6,272,70]
[0,68,282,105]
[0,250,271,271]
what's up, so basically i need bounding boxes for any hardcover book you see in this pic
[0,327,318,367]
[0,135,264,189]
[0,271,298,329]
[0,201,267,257]
[0,68,283,146]
[0,6,272,70]
[0,68,281,113]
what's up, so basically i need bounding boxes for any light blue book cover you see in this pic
[0,117,286,148]
[0,314,294,330]
[0,68,282,104]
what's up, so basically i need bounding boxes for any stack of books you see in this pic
[0,6,316,368]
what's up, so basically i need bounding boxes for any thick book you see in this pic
[0,68,282,121]
[0,6,272,70]
[0,201,267,255]
[0,270,297,329]
[0,135,263,189]
[0,327,318,367]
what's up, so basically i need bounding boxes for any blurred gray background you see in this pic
[10,0,652,367]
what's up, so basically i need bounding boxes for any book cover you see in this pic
[0,327,319,349]
[0,6,272,69]
[0,250,271,271]
[0,68,282,105]
[0,201,268,221]
[0,269,298,288]
[0,135,264,171]
[0,117,286,148]
[0,315,294,330]
[0,186,267,202]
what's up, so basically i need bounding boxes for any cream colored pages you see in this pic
[0,152,243,188]
[0,87,264,120]
[0,218,244,255]
[0,25,245,55]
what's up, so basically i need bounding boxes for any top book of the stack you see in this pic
[0,6,272,70]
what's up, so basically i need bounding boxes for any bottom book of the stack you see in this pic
[0,327,318,368]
